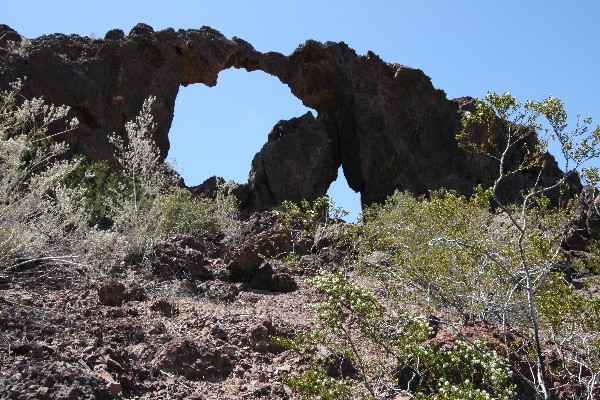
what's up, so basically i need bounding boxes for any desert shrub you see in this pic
[283,93,600,399]
[457,92,599,398]
[154,184,240,241]
[99,96,241,263]
[0,83,242,271]
[276,197,346,234]
[358,189,572,327]
[537,274,600,394]
[154,186,219,236]
[101,96,189,262]
[274,196,349,259]
[283,367,354,400]
[281,270,515,399]
[0,78,84,268]
[62,159,122,228]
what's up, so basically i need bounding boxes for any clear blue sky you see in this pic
[4,1,600,221]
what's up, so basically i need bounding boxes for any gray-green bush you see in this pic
[0,79,83,268]
[0,83,241,270]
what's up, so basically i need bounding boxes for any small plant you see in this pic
[106,96,177,262]
[282,93,600,399]
[93,96,242,264]
[6,37,31,57]
[275,196,348,259]
[154,184,240,241]
[62,159,122,228]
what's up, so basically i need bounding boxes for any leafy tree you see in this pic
[457,93,600,398]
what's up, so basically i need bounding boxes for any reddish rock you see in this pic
[150,236,211,281]
[249,260,297,293]
[95,369,121,399]
[98,281,147,306]
[190,176,252,209]
[153,338,234,380]
[150,299,178,317]
[97,281,127,306]
[226,230,292,282]
[198,280,240,302]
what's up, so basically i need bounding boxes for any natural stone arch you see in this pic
[168,66,340,209]
[0,23,577,211]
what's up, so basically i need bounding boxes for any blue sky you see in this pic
[4,1,600,221]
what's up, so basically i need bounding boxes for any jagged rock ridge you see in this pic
[0,23,577,209]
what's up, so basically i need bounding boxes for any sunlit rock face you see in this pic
[0,23,578,210]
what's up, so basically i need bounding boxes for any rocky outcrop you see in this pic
[0,23,577,209]
[563,187,600,252]
[249,112,339,208]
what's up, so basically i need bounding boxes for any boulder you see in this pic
[249,260,297,292]
[226,229,292,282]
[153,338,234,380]
[150,235,211,281]
[249,112,339,209]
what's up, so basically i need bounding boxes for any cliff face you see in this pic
[0,23,577,209]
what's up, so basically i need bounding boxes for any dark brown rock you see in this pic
[190,176,252,209]
[226,229,292,282]
[150,236,211,281]
[97,282,127,306]
[153,338,234,380]
[198,280,240,302]
[249,260,297,292]
[124,285,147,302]
[563,187,600,251]
[98,281,146,307]
[150,299,178,317]
[0,24,577,210]
[249,112,339,209]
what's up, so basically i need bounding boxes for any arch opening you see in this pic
[167,67,361,221]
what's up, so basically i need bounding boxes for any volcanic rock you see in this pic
[249,260,297,293]
[153,338,234,380]
[249,112,339,209]
[0,23,577,210]
[150,235,211,281]
[563,187,600,251]
[226,229,293,282]
[97,281,127,306]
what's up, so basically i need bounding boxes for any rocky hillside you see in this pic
[1,23,600,400]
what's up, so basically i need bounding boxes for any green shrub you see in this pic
[99,96,241,263]
[62,159,122,228]
[154,185,240,240]
[274,196,349,260]
[283,93,600,399]
[281,270,515,399]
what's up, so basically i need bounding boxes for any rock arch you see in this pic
[0,23,576,210]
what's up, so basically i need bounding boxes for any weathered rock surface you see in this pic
[249,112,339,209]
[563,187,600,251]
[249,260,298,293]
[0,23,577,209]
[150,235,212,281]
[225,229,293,282]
